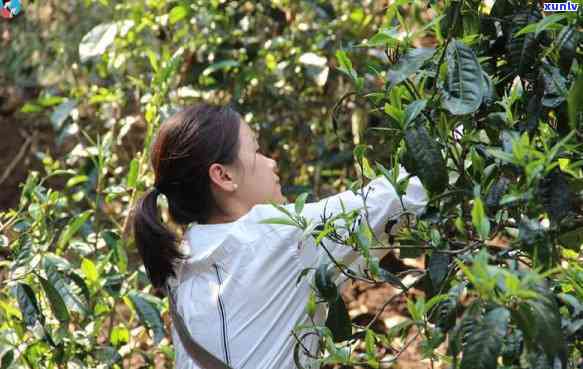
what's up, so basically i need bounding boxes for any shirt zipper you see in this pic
[213,263,232,366]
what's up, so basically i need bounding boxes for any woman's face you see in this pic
[235,121,287,206]
[208,120,287,220]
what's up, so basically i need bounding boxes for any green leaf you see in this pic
[514,23,537,38]
[423,294,448,316]
[202,60,240,76]
[295,193,309,214]
[558,227,583,250]
[46,263,88,315]
[439,1,463,38]
[559,293,583,315]
[326,296,352,343]
[314,223,334,245]
[299,220,319,242]
[356,220,374,258]
[435,283,462,331]
[314,263,339,302]
[403,99,427,128]
[110,325,130,346]
[335,50,357,80]
[268,201,295,219]
[168,5,189,24]
[481,71,495,106]
[15,283,42,327]
[146,50,159,73]
[407,296,424,321]
[516,291,567,364]
[93,347,122,365]
[127,291,165,344]
[472,197,490,240]
[103,230,128,273]
[126,158,139,189]
[161,49,185,87]
[485,177,510,212]
[37,95,65,108]
[557,26,578,73]
[376,162,395,185]
[366,27,400,47]
[515,14,566,37]
[79,21,133,63]
[429,252,450,289]
[66,175,88,188]
[525,351,554,369]
[258,217,298,227]
[567,68,583,130]
[403,125,448,194]
[518,217,548,268]
[50,100,76,131]
[412,14,445,39]
[384,102,405,126]
[57,210,92,252]
[361,157,376,180]
[441,39,484,115]
[81,258,99,284]
[67,271,91,307]
[500,330,523,365]
[353,144,370,163]
[103,273,124,298]
[20,103,44,113]
[507,10,541,78]
[486,148,515,164]
[1,350,14,369]
[38,276,69,323]
[541,63,568,108]
[305,290,317,318]
[387,47,436,88]
[365,329,376,354]
[548,132,574,163]
[23,341,52,366]
[536,170,573,223]
[378,269,407,290]
[460,307,510,369]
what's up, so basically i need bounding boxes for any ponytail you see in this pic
[131,103,243,289]
[133,188,186,290]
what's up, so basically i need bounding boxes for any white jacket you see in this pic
[167,171,428,369]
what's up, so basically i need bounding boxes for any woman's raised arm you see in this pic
[252,167,428,272]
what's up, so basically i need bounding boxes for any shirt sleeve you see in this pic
[249,167,428,273]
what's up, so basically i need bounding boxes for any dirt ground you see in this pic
[0,116,30,211]
[0,112,57,211]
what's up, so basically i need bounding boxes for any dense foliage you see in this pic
[276,0,583,367]
[0,0,582,368]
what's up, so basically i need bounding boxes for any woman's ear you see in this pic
[208,163,237,192]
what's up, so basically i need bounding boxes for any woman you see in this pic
[132,103,428,369]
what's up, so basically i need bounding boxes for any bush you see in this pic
[274,1,583,368]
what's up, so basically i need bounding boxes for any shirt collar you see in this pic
[184,223,232,261]
[177,209,258,278]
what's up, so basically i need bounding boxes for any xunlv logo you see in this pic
[543,1,580,11]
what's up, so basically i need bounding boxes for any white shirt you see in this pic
[168,171,428,369]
